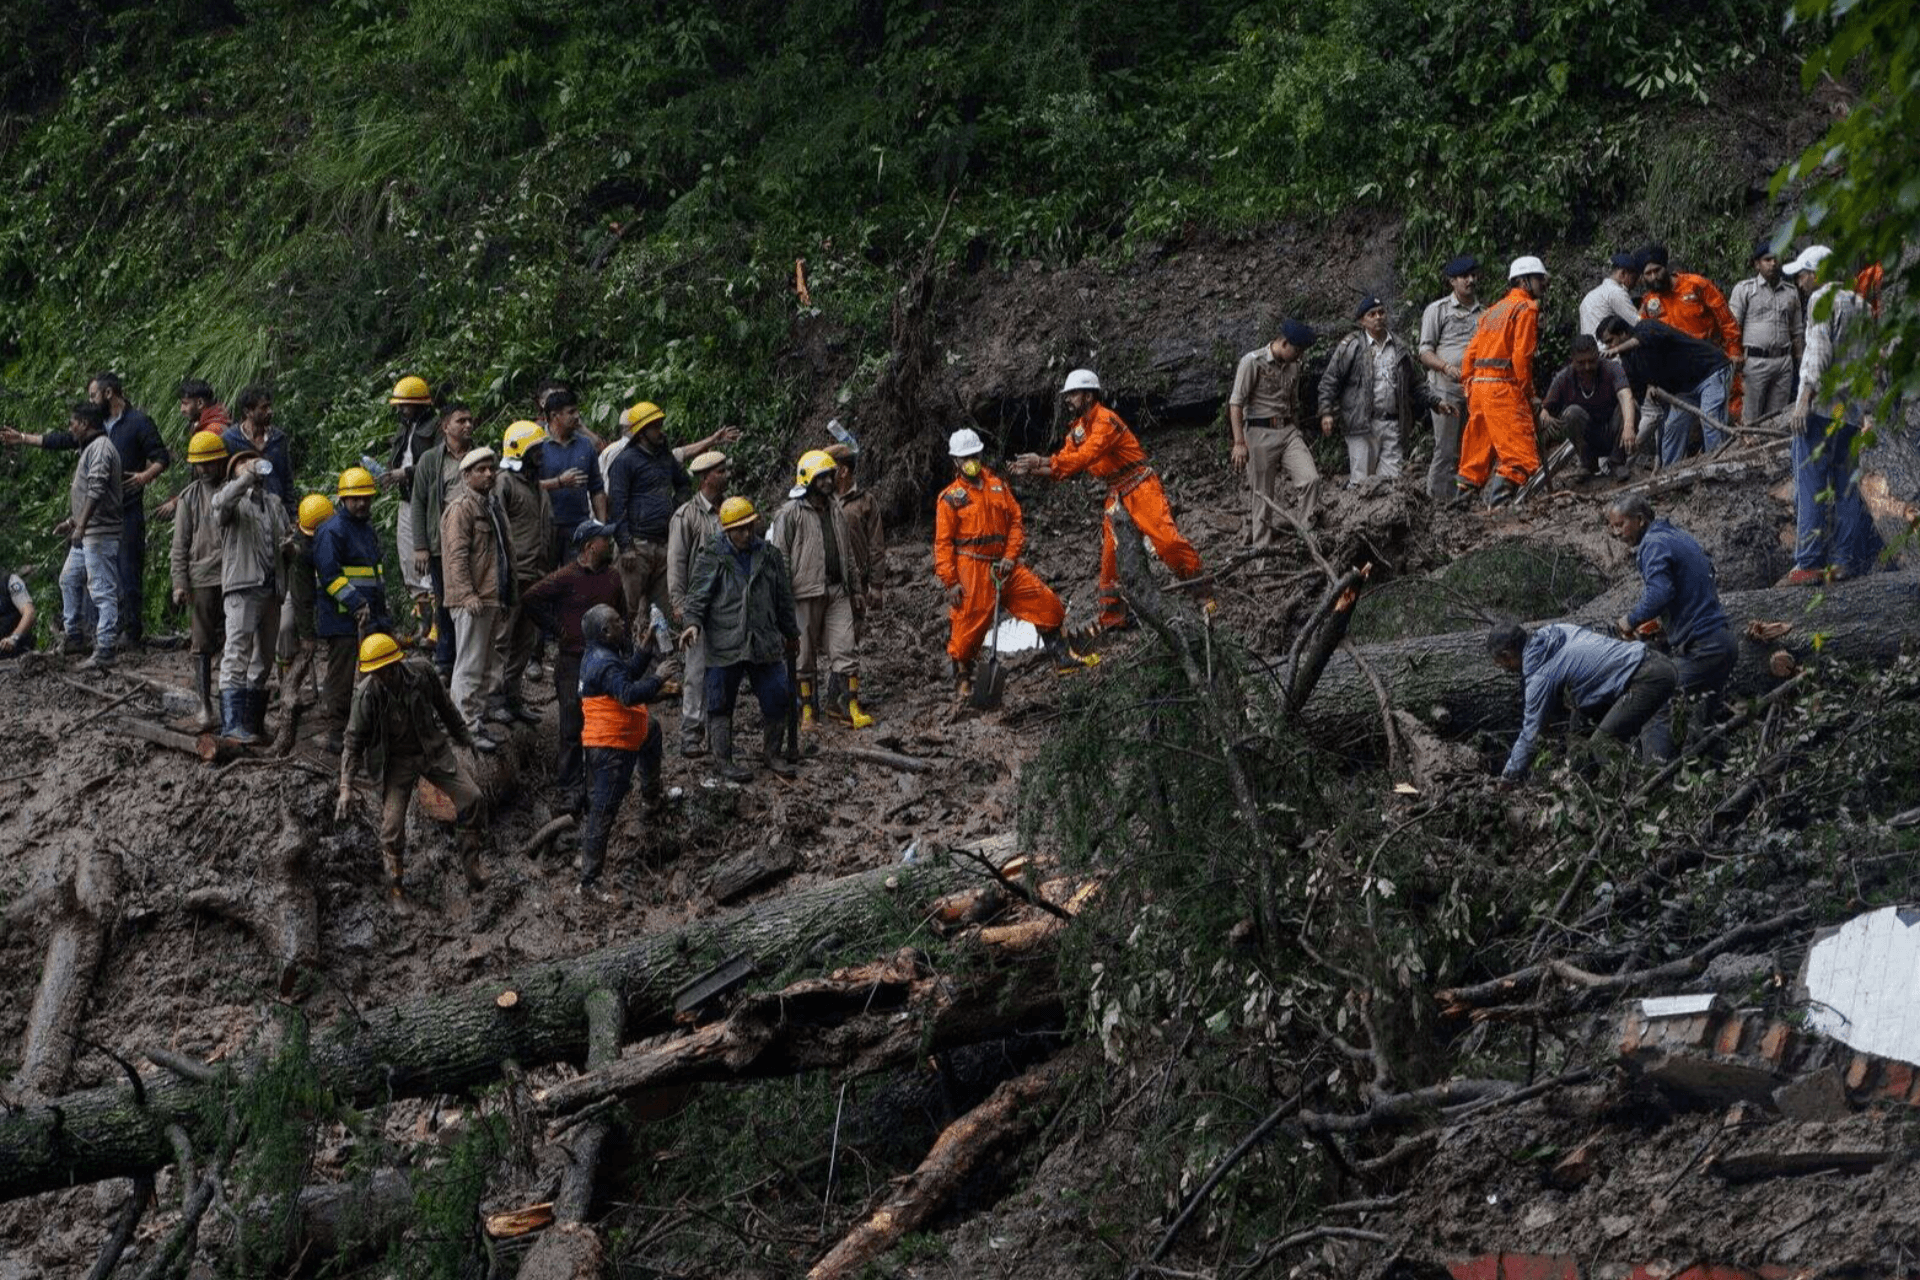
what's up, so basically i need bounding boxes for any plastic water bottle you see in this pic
[899,838,921,865]
[648,604,675,654]
[358,455,389,477]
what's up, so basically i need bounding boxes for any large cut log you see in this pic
[1295,572,1920,749]
[10,847,122,1100]
[0,836,1014,1204]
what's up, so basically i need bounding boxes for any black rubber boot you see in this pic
[579,808,610,885]
[763,731,796,778]
[194,654,218,732]
[222,689,259,744]
[711,715,754,783]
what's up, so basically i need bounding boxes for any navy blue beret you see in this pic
[1355,295,1384,319]
[1281,319,1317,349]
[1441,255,1478,279]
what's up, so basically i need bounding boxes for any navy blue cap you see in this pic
[1639,243,1669,268]
[1609,251,1639,271]
[1280,319,1317,349]
[1355,295,1384,319]
[1752,237,1777,261]
[1441,255,1478,279]
[571,519,615,549]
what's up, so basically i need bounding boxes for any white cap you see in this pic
[1508,255,1548,280]
[1783,244,1832,276]
[1060,368,1102,395]
[459,446,498,472]
[788,484,807,499]
[948,428,984,457]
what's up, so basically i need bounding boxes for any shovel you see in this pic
[969,568,1008,712]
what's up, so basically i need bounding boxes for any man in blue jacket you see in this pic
[1606,494,1735,760]
[1491,622,1677,781]
[607,402,692,632]
[313,467,391,752]
[576,604,666,899]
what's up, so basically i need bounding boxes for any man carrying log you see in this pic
[337,632,488,909]
[576,604,667,900]
[1606,494,1734,760]
[1011,368,1210,633]
[934,428,1095,701]
[1490,622,1677,782]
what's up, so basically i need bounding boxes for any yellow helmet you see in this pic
[795,448,838,488]
[186,431,229,464]
[388,375,432,405]
[297,494,336,535]
[620,401,665,434]
[502,419,547,460]
[358,632,405,673]
[337,466,378,498]
[719,496,758,529]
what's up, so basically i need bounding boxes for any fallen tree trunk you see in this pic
[1296,572,1920,750]
[183,814,320,998]
[10,847,122,1101]
[0,836,1015,1203]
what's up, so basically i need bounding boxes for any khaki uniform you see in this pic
[1228,346,1315,545]
[1728,274,1804,424]
[1417,294,1483,500]
[169,479,225,658]
[344,658,484,855]
[495,465,551,708]
[667,492,724,738]
[767,494,861,680]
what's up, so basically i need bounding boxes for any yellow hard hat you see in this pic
[795,448,838,488]
[186,431,229,464]
[337,466,378,498]
[297,494,336,535]
[502,419,547,460]
[719,496,758,529]
[358,632,405,673]
[620,401,665,434]
[389,375,432,405]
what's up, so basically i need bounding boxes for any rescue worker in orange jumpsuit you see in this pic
[1456,257,1549,507]
[1637,243,1742,450]
[1012,369,1208,631]
[935,429,1096,699]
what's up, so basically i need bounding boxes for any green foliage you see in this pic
[1348,539,1606,643]
[394,1108,514,1280]
[1775,0,1920,423]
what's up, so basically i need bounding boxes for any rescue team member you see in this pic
[1319,296,1450,487]
[386,375,442,623]
[1595,315,1732,470]
[935,429,1095,700]
[337,632,488,911]
[825,443,884,617]
[0,572,35,657]
[496,421,554,724]
[1012,369,1209,632]
[49,403,123,665]
[1455,257,1548,507]
[170,431,230,728]
[523,521,628,799]
[666,451,729,757]
[409,403,475,680]
[441,447,515,750]
[313,467,390,752]
[576,604,667,899]
[1727,240,1805,426]
[1577,252,1642,341]
[3,373,171,646]
[280,493,332,749]
[213,448,289,741]
[220,385,296,521]
[1783,244,1883,586]
[608,401,691,634]
[768,450,871,729]
[1417,258,1482,501]
[1490,621,1677,782]
[599,400,741,495]
[680,497,801,784]
[1636,244,1741,454]
[1605,495,1734,762]
[1539,335,1638,477]
[1227,320,1319,541]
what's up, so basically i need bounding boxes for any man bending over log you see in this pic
[1490,622,1676,782]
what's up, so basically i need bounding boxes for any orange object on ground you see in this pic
[934,467,1066,662]
[1456,286,1543,489]
[581,694,649,750]
[1049,403,1203,627]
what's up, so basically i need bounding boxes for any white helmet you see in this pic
[1508,255,1549,280]
[1060,368,1102,395]
[948,428,985,457]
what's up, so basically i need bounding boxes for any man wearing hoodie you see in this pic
[1490,622,1676,781]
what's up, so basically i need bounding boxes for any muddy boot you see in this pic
[247,685,271,738]
[763,730,796,778]
[797,677,818,730]
[639,751,665,809]
[59,631,87,657]
[711,715,755,783]
[1041,629,1101,675]
[193,654,218,732]
[382,845,412,915]
[456,827,489,891]
[826,673,876,729]
[578,807,610,886]
[681,720,708,759]
[950,657,974,703]
[1483,475,1515,509]
[221,689,259,744]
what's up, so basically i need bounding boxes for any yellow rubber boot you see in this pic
[845,675,875,730]
[799,677,817,728]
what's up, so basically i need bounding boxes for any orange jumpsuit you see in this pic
[1049,402,1203,628]
[1642,271,1743,419]
[933,467,1065,663]
[1457,286,1542,489]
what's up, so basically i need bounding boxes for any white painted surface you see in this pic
[1804,905,1920,1065]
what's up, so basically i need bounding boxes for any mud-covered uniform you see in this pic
[341,657,485,865]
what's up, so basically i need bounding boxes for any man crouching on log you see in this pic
[1490,621,1677,783]
[337,631,489,910]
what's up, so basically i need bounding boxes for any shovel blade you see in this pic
[970,659,1006,710]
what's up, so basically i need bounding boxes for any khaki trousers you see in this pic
[1243,424,1317,546]
[1743,354,1795,424]
[380,749,483,854]
[616,540,671,628]
[451,605,505,731]
[796,587,857,678]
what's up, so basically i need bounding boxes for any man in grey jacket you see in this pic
[213,449,290,741]
[1319,296,1452,487]
[767,449,868,728]
[52,402,124,669]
